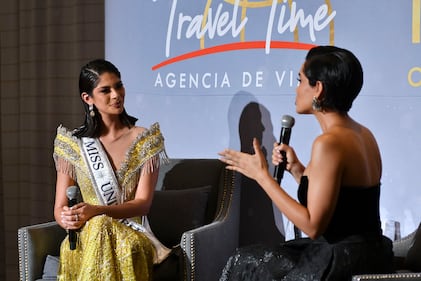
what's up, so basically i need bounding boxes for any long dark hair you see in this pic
[304,46,363,113]
[73,59,138,138]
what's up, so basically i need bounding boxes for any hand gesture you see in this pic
[219,138,270,182]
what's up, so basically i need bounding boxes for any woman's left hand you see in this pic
[219,138,270,182]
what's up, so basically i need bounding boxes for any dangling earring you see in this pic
[89,104,95,117]
[312,96,322,112]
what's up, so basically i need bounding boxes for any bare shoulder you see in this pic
[312,132,342,153]
[128,126,146,139]
[131,126,147,134]
[360,125,379,145]
[309,133,344,170]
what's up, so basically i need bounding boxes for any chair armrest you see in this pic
[181,178,240,281]
[393,231,417,258]
[352,272,421,280]
[18,221,66,281]
[182,220,238,281]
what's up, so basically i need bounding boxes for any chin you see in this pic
[115,108,124,114]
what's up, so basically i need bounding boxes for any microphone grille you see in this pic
[66,185,80,200]
[281,115,295,128]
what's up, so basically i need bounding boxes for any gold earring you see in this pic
[89,104,95,117]
[312,96,322,112]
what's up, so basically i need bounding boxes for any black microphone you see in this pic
[66,185,80,250]
[273,115,295,184]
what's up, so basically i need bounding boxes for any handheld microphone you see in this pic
[66,185,80,250]
[273,115,295,184]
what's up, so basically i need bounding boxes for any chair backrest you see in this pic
[149,159,227,247]
[160,159,225,222]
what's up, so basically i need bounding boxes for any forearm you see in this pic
[256,171,316,238]
[290,161,306,183]
[93,199,151,219]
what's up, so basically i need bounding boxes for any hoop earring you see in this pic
[89,104,95,117]
[312,96,322,112]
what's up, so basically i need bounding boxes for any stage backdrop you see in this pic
[105,0,421,238]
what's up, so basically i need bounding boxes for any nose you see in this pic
[110,88,120,99]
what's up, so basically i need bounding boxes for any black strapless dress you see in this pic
[219,176,394,281]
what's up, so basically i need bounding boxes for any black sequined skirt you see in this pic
[219,234,393,281]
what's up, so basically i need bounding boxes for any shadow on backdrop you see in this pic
[228,92,285,247]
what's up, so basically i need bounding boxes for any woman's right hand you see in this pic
[61,204,84,230]
[60,202,99,230]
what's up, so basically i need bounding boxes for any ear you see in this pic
[80,92,92,105]
[314,81,324,99]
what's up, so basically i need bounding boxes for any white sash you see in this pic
[80,137,171,264]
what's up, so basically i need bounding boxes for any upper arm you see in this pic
[134,165,160,213]
[305,135,344,236]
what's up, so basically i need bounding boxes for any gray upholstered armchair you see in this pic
[352,223,421,281]
[18,159,239,281]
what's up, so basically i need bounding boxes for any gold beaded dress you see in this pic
[53,122,168,281]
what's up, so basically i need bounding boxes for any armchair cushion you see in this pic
[40,255,59,280]
[148,185,212,247]
[405,223,421,272]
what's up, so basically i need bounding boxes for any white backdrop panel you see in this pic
[105,0,421,237]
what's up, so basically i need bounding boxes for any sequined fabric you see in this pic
[219,176,394,281]
[53,123,168,281]
[220,236,393,281]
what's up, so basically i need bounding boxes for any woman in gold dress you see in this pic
[53,59,169,280]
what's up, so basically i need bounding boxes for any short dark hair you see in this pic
[73,59,137,138]
[304,46,363,113]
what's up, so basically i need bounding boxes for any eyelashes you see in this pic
[99,82,124,94]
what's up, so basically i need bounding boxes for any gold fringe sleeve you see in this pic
[118,123,169,200]
[53,156,77,180]
[52,125,81,181]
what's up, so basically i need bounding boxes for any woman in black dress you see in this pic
[218,46,394,281]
